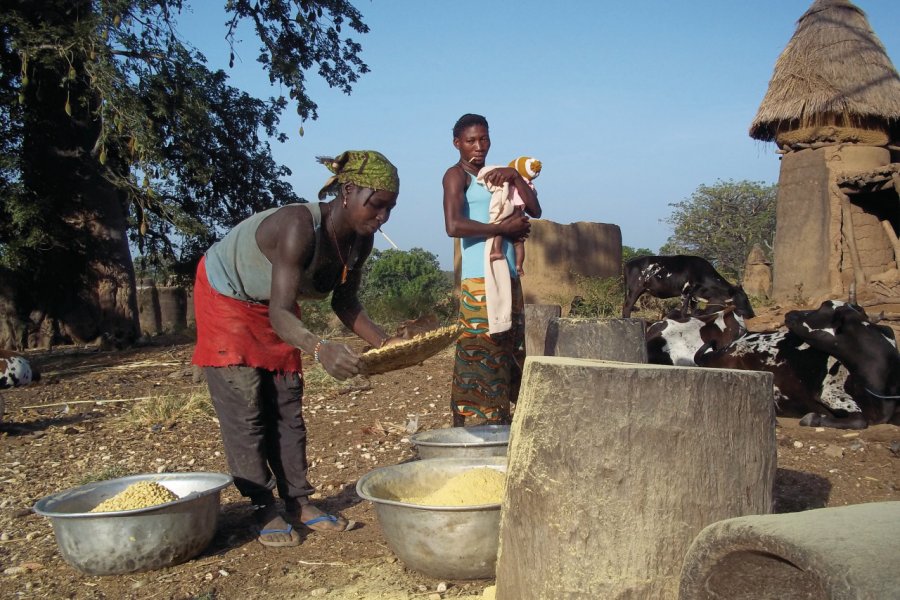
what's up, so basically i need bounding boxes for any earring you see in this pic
[342,199,348,208]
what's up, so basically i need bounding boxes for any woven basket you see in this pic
[359,325,463,376]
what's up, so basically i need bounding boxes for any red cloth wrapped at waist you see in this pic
[191,256,303,372]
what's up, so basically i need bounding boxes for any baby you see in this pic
[490,156,541,277]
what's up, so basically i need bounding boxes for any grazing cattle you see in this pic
[646,308,746,366]
[785,300,900,429]
[622,255,755,319]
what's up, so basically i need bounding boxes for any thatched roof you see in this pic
[750,0,900,142]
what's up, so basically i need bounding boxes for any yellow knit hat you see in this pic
[509,156,542,181]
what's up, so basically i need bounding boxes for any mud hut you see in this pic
[750,0,900,307]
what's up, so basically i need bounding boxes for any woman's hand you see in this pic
[316,341,361,380]
[380,335,406,348]
[482,167,519,187]
[497,211,531,239]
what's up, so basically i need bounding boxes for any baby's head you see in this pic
[509,156,542,182]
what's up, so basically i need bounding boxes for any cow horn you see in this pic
[848,282,857,305]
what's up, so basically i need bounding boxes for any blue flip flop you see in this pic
[257,524,301,547]
[302,514,357,532]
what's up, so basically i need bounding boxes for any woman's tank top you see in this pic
[460,172,516,280]
[204,202,333,302]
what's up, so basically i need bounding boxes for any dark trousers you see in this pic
[204,366,314,505]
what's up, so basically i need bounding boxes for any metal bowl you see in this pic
[409,425,509,459]
[356,457,506,580]
[33,472,233,576]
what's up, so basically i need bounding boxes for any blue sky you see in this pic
[177,1,900,269]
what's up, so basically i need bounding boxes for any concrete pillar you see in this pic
[157,286,187,333]
[679,502,900,600]
[524,304,561,356]
[495,358,775,600]
[136,278,161,337]
[186,287,196,329]
[544,317,647,363]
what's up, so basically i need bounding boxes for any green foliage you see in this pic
[660,179,776,277]
[299,296,338,335]
[565,274,624,318]
[622,245,654,263]
[0,1,372,340]
[565,273,679,321]
[359,248,454,324]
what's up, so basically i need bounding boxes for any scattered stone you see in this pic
[824,445,844,458]
[889,441,900,457]
[436,582,448,592]
[793,441,803,449]
[310,587,328,597]
[3,566,27,576]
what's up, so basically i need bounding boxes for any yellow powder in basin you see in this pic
[401,468,505,506]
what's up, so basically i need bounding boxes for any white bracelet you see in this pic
[313,339,327,363]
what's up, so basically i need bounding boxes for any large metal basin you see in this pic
[409,425,509,459]
[33,472,233,575]
[356,457,506,580]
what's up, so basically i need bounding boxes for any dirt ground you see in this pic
[1,325,898,600]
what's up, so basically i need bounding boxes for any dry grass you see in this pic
[77,465,129,486]
[127,387,216,428]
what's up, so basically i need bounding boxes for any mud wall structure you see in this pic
[772,146,899,305]
[453,219,623,307]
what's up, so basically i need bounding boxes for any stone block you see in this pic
[495,358,775,599]
[524,304,561,357]
[544,317,647,363]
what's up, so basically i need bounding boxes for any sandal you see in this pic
[302,513,357,533]
[257,523,301,547]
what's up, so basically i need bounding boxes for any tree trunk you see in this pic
[6,1,140,348]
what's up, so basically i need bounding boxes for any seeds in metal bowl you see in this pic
[90,481,178,512]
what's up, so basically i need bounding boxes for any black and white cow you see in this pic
[646,307,746,366]
[0,351,35,389]
[695,301,895,429]
[622,255,755,319]
[1,350,39,424]
[785,300,899,429]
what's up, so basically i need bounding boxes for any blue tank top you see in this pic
[460,173,516,279]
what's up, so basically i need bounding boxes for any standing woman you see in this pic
[442,115,542,426]
[192,151,400,547]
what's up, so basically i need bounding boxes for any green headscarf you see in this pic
[316,150,400,200]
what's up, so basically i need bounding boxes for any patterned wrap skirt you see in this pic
[451,277,525,423]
